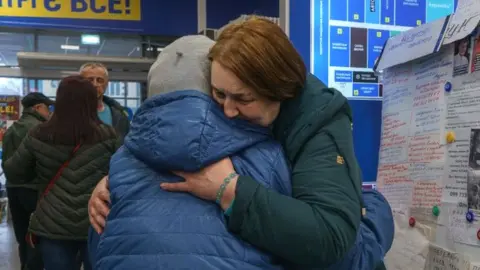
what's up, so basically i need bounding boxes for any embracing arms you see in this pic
[227,130,362,267]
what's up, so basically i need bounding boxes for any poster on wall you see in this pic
[310,0,458,99]
[0,96,20,121]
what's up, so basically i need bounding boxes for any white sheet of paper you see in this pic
[385,213,431,270]
[443,0,480,44]
[442,128,470,203]
[470,262,480,270]
[377,17,449,71]
[424,243,470,270]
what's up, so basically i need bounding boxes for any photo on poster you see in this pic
[453,37,471,77]
[468,129,480,211]
[471,25,480,73]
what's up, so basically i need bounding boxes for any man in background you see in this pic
[79,62,130,141]
[2,93,53,270]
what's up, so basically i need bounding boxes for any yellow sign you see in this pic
[0,0,141,21]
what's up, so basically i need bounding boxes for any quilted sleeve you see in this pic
[4,135,36,184]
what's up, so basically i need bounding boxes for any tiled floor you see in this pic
[0,221,20,269]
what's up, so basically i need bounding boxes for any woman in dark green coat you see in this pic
[5,76,118,270]
[89,18,366,269]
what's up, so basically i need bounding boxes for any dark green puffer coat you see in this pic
[1,108,47,189]
[3,124,119,240]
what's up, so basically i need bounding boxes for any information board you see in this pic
[311,0,459,99]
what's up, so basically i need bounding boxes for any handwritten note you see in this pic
[424,244,471,270]
[380,111,411,164]
[411,107,445,136]
[408,134,445,163]
[443,0,480,44]
[377,164,413,211]
[412,181,443,209]
[383,65,414,113]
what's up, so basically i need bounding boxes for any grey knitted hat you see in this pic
[147,35,215,98]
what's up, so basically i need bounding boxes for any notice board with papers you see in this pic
[375,0,480,268]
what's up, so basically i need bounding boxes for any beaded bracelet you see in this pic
[215,172,238,205]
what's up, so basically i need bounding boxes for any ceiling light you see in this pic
[61,45,80,50]
[81,34,100,45]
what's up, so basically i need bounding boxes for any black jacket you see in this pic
[103,96,130,142]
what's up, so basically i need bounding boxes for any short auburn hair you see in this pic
[209,16,306,102]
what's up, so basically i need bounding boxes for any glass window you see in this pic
[0,32,34,66]
[90,37,142,58]
[0,77,23,96]
[27,79,36,93]
[38,79,59,98]
[126,82,140,98]
[37,34,88,55]
[105,82,126,98]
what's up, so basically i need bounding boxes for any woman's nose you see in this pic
[223,99,239,118]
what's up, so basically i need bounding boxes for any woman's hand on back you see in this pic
[162,157,238,210]
[88,176,111,234]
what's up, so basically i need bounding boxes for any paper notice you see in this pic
[379,111,411,165]
[382,64,414,114]
[377,164,413,212]
[471,262,480,270]
[446,206,480,246]
[384,213,430,270]
[443,0,480,45]
[446,73,480,129]
[424,243,470,270]
[442,128,470,203]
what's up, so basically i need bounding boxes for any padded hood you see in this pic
[124,90,271,172]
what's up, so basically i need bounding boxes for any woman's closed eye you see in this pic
[213,89,226,99]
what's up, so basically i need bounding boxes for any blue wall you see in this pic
[349,100,382,182]
[289,1,382,182]
[206,0,279,29]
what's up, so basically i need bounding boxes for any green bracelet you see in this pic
[215,172,238,205]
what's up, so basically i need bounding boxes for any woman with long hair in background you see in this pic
[4,75,119,270]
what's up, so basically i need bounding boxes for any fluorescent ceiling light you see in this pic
[61,44,80,50]
[81,34,100,45]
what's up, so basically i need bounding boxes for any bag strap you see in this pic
[40,143,82,199]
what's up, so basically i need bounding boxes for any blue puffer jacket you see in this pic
[327,189,394,270]
[90,90,291,270]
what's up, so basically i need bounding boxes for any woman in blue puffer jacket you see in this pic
[88,35,394,270]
